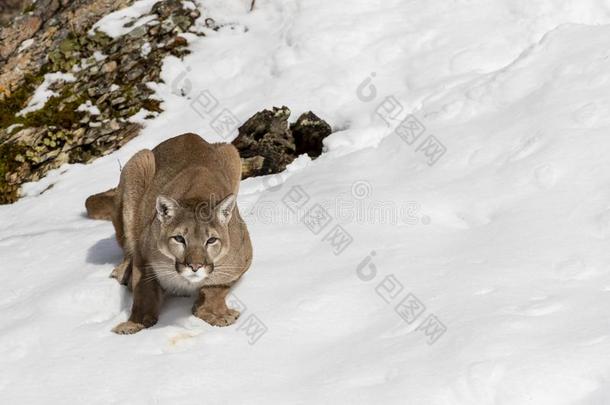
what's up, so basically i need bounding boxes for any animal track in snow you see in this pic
[451,360,506,404]
[592,208,610,239]
[533,164,558,189]
[0,328,39,362]
[553,256,598,281]
[572,102,600,127]
[578,335,608,347]
[474,287,496,296]
[506,133,545,163]
[454,202,497,228]
[0,288,25,309]
[504,296,563,317]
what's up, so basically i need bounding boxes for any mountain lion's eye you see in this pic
[206,237,218,245]
[173,235,186,244]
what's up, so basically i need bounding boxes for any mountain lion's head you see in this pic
[154,194,236,285]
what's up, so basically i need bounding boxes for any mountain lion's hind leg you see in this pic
[111,149,155,284]
[193,286,240,327]
[85,188,116,220]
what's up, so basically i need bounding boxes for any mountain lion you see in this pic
[86,133,253,334]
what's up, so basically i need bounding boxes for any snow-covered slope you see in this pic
[2,0,610,403]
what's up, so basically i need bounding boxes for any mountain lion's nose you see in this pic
[188,263,203,272]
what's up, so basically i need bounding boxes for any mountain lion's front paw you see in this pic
[112,321,145,335]
[193,308,240,327]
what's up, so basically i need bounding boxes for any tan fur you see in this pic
[86,133,253,334]
[85,188,116,221]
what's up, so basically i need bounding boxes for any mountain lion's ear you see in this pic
[215,194,236,225]
[156,195,179,223]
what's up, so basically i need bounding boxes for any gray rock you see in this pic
[111,96,127,106]
[232,106,332,179]
[127,25,148,39]
[290,111,332,158]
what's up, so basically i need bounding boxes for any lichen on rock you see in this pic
[0,0,202,204]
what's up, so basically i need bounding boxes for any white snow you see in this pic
[128,107,159,124]
[16,72,76,116]
[182,1,197,11]
[92,51,107,62]
[90,0,159,38]
[17,38,34,53]
[6,123,24,134]
[76,100,101,116]
[3,0,610,403]
[141,41,152,57]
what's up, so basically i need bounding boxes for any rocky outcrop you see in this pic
[233,106,332,179]
[0,0,200,204]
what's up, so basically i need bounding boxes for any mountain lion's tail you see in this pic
[85,188,116,221]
